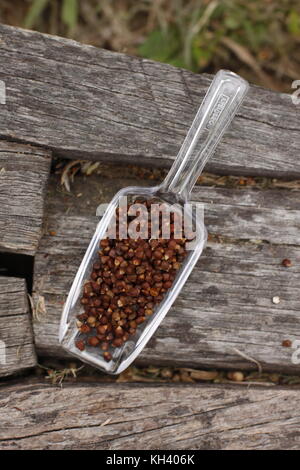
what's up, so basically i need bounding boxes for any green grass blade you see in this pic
[61,0,79,33]
[24,0,49,29]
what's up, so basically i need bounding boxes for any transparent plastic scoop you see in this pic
[59,70,249,374]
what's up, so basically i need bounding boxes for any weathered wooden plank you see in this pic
[45,170,300,245]
[0,24,299,178]
[0,141,51,255]
[200,186,300,245]
[0,381,300,449]
[32,174,300,372]
[0,277,37,377]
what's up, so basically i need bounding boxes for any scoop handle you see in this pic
[160,70,249,200]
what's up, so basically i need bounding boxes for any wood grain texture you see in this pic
[0,277,37,377]
[0,140,51,255]
[0,24,299,178]
[32,174,300,372]
[0,381,300,450]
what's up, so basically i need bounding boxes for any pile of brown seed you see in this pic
[75,199,187,361]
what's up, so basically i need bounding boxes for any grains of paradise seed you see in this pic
[103,351,112,361]
[75,340,85,351]
[282,258,292,267]
[75,198,187,361]
[88,336,100,347]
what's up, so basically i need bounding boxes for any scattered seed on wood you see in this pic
[282,259,292,268]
